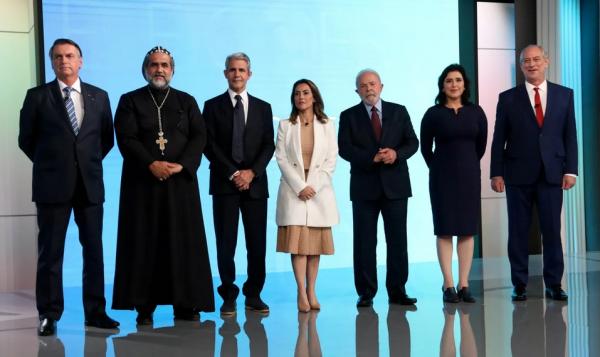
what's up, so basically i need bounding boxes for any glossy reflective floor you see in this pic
[1,253,599,356]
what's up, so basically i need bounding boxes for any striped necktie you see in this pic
[63,87,79,135]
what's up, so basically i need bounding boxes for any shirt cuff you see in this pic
[565,173,577,177]
[229,170,240,181]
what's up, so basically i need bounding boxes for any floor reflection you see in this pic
[3,254,598,356]
[37,337,65,357]
[113,319,215,356]
[294,312,321,357]
[356,307,379,356]
[440,304,478,357]
[511,299,567,357]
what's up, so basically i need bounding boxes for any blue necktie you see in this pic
[63,87,79,135]
[232,94,245,163]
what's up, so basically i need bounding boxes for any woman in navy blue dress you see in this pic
[420,64,487,303]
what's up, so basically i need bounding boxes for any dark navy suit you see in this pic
[19,79,114,320]
[338,100,418,299]
[490,81,577,288]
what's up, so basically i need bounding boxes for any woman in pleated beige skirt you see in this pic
[275,79,339,312]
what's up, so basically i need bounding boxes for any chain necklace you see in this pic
[148,86,171,155]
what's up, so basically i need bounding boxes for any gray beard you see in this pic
[145,75,170,90]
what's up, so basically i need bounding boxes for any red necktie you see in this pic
[533,87,544,127]
[371,106,382,141]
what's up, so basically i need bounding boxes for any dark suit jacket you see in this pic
[203,92,275,198]
[338,100,419,201]
[18,79,114,204]
[490,82,578,185]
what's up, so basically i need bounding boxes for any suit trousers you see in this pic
[36,174,106,320]
[352,198,409,299]
[213,193,267,300]
[506,177,564,288]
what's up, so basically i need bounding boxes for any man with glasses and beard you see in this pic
[112,46,214,324]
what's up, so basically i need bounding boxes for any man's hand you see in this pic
[166,162,183,175]
[491,176,505,193]
[378,148,397,164]
[233,169,255,191]
[373,152,383,163]
[149,161,171,181]
[562,175,576,190]
[298,186,316,201]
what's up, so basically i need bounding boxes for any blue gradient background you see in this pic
[41,0,459,286]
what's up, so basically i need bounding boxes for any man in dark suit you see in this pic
[490,44,578,302]
[18,38,119,335]
[203,52,275,316]
[338,69,419,307]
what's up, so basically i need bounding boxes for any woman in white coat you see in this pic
[275,79,339,312]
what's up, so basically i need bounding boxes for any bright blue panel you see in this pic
[42,0,459,286]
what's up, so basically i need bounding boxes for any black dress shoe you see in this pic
[245,297,269,314]
[512,286,527,301]
[457,286,476,303]
[136,313,154,325]
[221,299,237,316]
[442,287,460,303]
[389,294,417,305]
[545,286,568,301]
[38,318,56,336]
[356,296,373,307]
[85,314,120,329]
[174,307,200,321]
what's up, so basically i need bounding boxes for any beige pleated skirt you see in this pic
[276,226,334,255]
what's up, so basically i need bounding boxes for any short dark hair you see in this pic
[289,79,328,125]
[48,38,82,59]
[435,63,471,105]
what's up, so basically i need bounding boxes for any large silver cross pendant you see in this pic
[156,131,168,155]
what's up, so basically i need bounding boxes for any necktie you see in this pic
[232,94,245,163]
[63,87,79,135]
[533,87,544,127]
[371,106,382,141]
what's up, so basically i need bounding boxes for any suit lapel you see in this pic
[289,119,304,172]
[246,94,262,145]
[380,100,391,144]
[79,83,91,135]
[517,84,538,126]
[49,80,77,135]
[354,103,377,144]
[544,82,556,126]
[310,119,325,170]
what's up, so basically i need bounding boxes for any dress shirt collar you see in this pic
[525,79,547,94]
[227,88,248,106]
[57,77,82,95]
[363,99,382,117]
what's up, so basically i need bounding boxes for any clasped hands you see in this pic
[149,161,183,181]
[298,186,316,201]
[232,169,255,191]
[373,148,397,164]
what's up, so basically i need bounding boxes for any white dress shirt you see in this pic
[524,80,547,115]
[58,78,84,129]
[227,88,249,123]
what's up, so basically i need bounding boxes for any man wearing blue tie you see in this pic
[19,38,118,335]
[490,45,578,302]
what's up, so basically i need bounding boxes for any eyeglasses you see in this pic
[521,56,544,65]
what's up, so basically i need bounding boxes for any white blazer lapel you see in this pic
[291,117,305,173]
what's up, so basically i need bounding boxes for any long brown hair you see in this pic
[289,79,328,125]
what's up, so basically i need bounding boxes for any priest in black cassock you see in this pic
[112,46,215,324]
